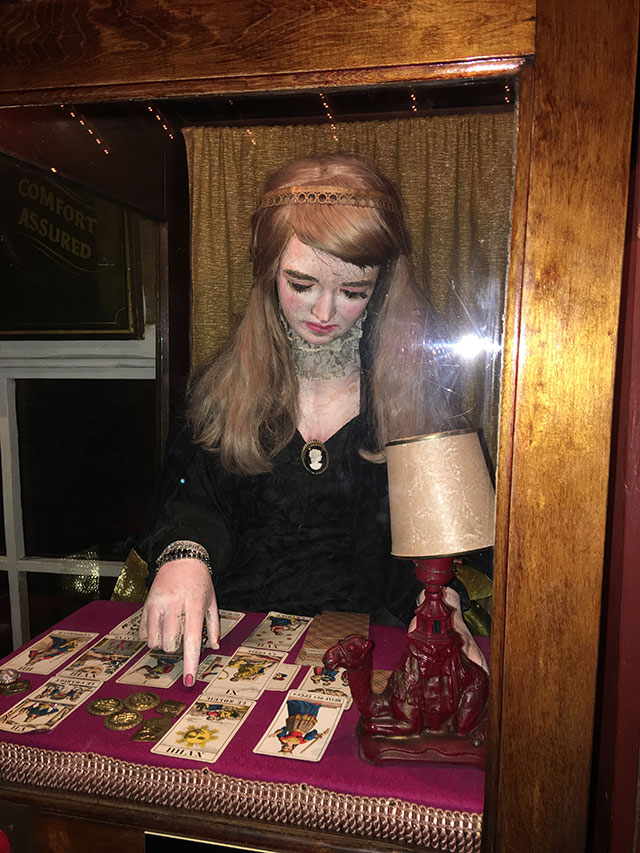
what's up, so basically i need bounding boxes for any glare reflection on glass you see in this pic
[451,334,502,360]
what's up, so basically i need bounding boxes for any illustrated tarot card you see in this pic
[0,697,77,734]
[203,646,288,700]
[60,635,145,681]
[29,675,101,707]
[110,609,143,639]
[297,664,352,709]
[6,630,99,675]
[253,689,345,762]
[218,610,245,640]
[116,650,183,688]
[152,694,255,763]
[197,654,230,683]
[266,663,300,691]
[243,612,312,651]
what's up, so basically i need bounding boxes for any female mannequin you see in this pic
[139,154,480,685]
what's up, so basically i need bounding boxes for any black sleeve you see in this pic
[138,422,236,585]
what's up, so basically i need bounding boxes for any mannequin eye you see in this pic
[341,289,369,300]
[288,280,313,293]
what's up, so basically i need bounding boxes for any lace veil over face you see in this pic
[281,311,365,380]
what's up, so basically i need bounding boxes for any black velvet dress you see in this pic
[145,415,421,626]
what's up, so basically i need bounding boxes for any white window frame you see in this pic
[0,334,155,648]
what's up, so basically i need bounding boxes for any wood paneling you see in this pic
[485,0,639,850]
[0,0,535,103]
[0,1,637,851]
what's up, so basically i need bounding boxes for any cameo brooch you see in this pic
[301,440,329,474]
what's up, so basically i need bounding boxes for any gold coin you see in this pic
[131,715,172,742]
[87,697,124,716]
[0,678,31,696]
[155,700,187,717]
[124,691,160,712]
[104,710,143,731]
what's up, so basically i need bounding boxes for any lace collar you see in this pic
[281,312,364,380]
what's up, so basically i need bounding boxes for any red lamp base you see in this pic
[324,557,488,766]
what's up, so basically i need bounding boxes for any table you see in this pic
[0,602,485,852]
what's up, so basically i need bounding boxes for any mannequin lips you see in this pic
[305,321,338,335]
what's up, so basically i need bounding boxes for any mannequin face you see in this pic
[276,235,378,345]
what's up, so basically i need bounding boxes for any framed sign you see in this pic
[0,153,144,338]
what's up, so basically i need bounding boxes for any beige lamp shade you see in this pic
[386,429,495,558]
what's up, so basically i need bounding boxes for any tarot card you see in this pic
[243,612,312,651]
[297,664,352,709]
[0,697,77,734]
[266,663,300,691]
[218,610,245,640]
[152,694,255,763]
[296,611,369,666]
[253,689,345,762]
[197,654,230,683]
[6,630,99,675]
[60,635,145,681]
[204,646,288,700]
[110,609,143,639]
[29,675,101,707]
[116,650,183,688]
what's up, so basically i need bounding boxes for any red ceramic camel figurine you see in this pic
[323,557,489,765]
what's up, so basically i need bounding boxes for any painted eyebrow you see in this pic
[283,268,375,288]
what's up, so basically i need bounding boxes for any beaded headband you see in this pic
[260,185,399,214]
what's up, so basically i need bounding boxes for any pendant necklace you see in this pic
[282,310,364,476]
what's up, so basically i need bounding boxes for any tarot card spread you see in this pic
[110,609,143,639]
[197,654,230,683]
[59,635,145,681]
[266,663,300,691]
[152,695,255,763]
[0,675,100,734]
[117,650,183,688]
[203,647,288,700]
[298,664,352,709]
[6,630,98,675]
[254,689,345,762]
[243,612,312,651]
[218,610,245,640]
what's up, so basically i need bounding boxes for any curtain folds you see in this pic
[183,110,515,459]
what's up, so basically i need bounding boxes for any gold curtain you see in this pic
[183,110,515,458]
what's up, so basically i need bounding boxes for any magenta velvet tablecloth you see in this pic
[0,601,486,816]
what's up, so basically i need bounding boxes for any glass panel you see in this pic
[0,570,9,658]
[0,446,6,555]
[16,379,156,560]
[27,570,116,640]
[1,81,516,637]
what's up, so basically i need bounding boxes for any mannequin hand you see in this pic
[409,588,489,673]
[139,559,219,687]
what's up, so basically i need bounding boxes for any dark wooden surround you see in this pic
[0,2,638,851]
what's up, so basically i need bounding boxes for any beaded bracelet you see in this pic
[155,540,212,573]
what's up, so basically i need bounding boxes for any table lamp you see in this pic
[324,428,495,765]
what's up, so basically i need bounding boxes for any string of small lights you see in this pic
[319,92,339,143]
[146,104,175,140]
[59,104,110,155]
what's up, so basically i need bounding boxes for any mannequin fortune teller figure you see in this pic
[139,153,487,686]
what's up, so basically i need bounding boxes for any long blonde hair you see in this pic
[188,154,447,474]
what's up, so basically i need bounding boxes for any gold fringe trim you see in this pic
[0,743,482,851]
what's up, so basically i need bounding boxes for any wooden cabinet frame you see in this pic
[0,2,637,850]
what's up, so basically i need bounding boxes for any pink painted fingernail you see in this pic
[185,674,194,687]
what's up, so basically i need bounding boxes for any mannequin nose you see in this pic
[312,291,335,323]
